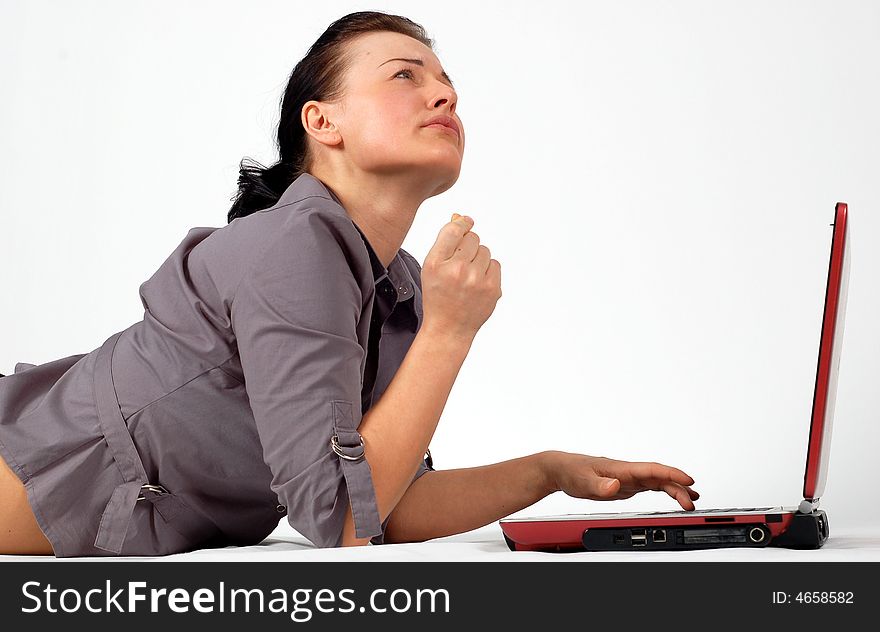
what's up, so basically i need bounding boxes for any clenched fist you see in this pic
[420,213,502,341]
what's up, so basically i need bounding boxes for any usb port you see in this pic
[652,529,667,543]
[631,528,647,546]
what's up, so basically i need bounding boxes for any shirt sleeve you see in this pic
[230,210,380,548]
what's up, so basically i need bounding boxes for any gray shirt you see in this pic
[0,172,432,556]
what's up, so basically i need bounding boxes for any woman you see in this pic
[0,11,699,557]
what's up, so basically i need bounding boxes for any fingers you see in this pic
[429,213,474,262]
[638,462,695,487]
[473,244,492,274]
[598,459,696,488]
[557,455,700,508]
[636,478,699,507]
[661,482,696,511]
[598,477,620,497]
[566,474,621,501]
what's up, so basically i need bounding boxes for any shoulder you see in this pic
[229,192,365,256]
[266,197,371,278]
[225,195,374,304]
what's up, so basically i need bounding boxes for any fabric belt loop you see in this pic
[94,333,147,482]
[92,331,221,553]
[93,332,146,553]
[331,401,382,540]
[94,481,144,554]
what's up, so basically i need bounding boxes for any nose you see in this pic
[432,85,457,116]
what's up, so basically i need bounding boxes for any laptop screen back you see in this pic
[803,202,850,501]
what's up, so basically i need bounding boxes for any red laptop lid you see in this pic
[803,202,849,501]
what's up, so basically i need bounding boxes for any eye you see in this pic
[394,68,415,80]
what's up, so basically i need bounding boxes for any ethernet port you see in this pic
[652,529,667,544]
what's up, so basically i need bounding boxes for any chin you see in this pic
[424,161,461,197]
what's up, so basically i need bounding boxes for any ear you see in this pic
[301,100,343,148]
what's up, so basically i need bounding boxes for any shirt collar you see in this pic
[351,223,416,303]
[277,172,416,301]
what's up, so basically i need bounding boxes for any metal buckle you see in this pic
[136,483,169,501]
[330,433,365,462]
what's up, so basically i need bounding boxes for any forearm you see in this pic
[341,327,473,545]
[381,452,557,543]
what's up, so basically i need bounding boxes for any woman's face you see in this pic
[323,31,464,195]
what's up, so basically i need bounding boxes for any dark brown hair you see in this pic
[227,11,434,223]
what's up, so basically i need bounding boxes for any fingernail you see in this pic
[451,213,461,221]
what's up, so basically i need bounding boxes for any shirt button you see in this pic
[276,504,287,514]
[399,286,408,295]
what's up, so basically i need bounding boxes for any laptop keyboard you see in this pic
[638,507,777,515]
[502,507,788,523]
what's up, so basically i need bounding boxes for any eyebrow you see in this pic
[378,57,455,88]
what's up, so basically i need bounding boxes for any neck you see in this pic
[308,166,435,270]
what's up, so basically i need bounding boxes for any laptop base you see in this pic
[501,510,829,552]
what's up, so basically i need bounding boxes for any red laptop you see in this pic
[500,202,850,552]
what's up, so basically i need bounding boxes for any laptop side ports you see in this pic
[582,522,780,551]
[631,528,647,546]
[748,526,767,543]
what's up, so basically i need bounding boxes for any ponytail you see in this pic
[227,158,301,224]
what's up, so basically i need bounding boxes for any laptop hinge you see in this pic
[798,498,821,514]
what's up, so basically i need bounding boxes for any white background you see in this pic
[2,0,877,534]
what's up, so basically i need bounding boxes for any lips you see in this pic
[422,115,460,138]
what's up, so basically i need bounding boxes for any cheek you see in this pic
[351,96,418,149]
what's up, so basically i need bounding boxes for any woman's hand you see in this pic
[420,213,502,342]
[542,451,700,510]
